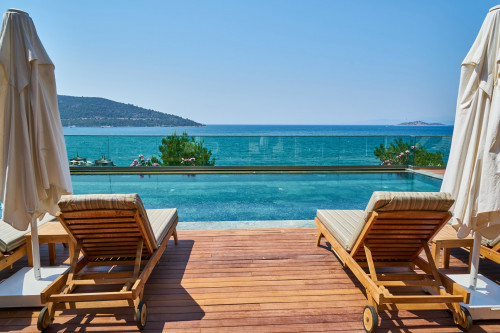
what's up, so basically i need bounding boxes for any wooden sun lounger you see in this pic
[481,233,500,265]
[37,194,178,331]
[315,192,472,332]
[428,224,500,270]
[0,215,56,271]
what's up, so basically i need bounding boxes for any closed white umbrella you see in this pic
[441,4,500,308]
[0,9,72,279]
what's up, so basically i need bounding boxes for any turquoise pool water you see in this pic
[70,172,441,222]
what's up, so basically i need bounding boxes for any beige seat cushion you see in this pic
[0,214,57,253]
[317,210,364,251]
[146,209,178,245]
[317,192,454,252]
[483,234,500,248]
[364,191,454,215]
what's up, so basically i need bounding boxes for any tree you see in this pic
[374,138,445,167]
[157,132,215,166]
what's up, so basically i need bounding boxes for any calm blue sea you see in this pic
[63,124,454,136]
[63,125,453,167]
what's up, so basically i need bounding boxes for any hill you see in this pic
[396,121,445,126]
[57,95,203,127]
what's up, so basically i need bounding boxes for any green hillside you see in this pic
[57,95,203,127]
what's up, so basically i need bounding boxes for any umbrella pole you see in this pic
[469,231,482,290]
[29,217,41,280]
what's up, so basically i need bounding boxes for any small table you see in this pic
[430,224,474,272]
[25,221,74,266]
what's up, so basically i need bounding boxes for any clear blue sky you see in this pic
[2,1,498,125]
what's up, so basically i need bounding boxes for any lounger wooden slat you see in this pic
[87,259,150,267]
[61,210,136,219]
[38,194,178,332]
[373,219,442,224]
[474,232,500,266]
[79,272,133,279]
[481,246,500,263]
[0,245,26,271]
[48,291,135,302]
[54,299,133,310]
[315,191,472,332]
[85,242,141,249]
[71,227,142,234]
[72,232,143,238]
[70,223,139,229]
[380,303,451,311]
[82,237,141,243]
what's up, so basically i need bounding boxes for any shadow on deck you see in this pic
[1,228,500,332]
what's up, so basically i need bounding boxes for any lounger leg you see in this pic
[27,241,33,267]
[48,243,56,266]
[467,250,472,274]
[48,302,56,323]
[68,240,76,265]
[443,248,451,269]
[173,229,178,245]
[431,243,441,268]
[316,231,323,246]
[367,294,377,308]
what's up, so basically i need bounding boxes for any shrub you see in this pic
[374,138,445,167]
[130,154,160,167]
[157,132,215,166]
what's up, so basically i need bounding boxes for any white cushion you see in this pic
[0,214,57,253]
[146,209,178,245]
[317,210,364,251]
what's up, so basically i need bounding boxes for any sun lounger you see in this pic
[315,191,472,332]
[0,214,56,271]
[480,234,500,264]
[429,224,500,270]
[37,194,178,331]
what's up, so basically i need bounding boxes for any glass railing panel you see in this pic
[413,136,452,167]
[182,136,343,166]
[65,136,110,166]
[107,136,161,166]
[338,136,393,165]
[64,135,452,167]
[350,136,415,166]
[297,136,340,166]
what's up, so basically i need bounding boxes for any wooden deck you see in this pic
[1,228,500,332]
[416,168,446,176]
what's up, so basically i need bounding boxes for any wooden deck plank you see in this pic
[1,227,500,332]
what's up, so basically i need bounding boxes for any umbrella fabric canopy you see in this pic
[0,9,72,231]
[441,5,500,241]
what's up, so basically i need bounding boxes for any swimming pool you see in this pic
[70,172,441,222]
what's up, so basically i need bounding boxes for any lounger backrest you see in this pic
[57,194,158,259]
[350,192,454,262]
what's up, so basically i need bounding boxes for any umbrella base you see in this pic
[448,273,500,320]
[0,266,68,308]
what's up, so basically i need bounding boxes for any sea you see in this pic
[63,125,454,167]
[63,124,454,137]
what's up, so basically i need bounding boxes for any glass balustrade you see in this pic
[65,135,452,168]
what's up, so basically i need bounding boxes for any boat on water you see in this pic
[94,154,115,166]
[69,153,93,166]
